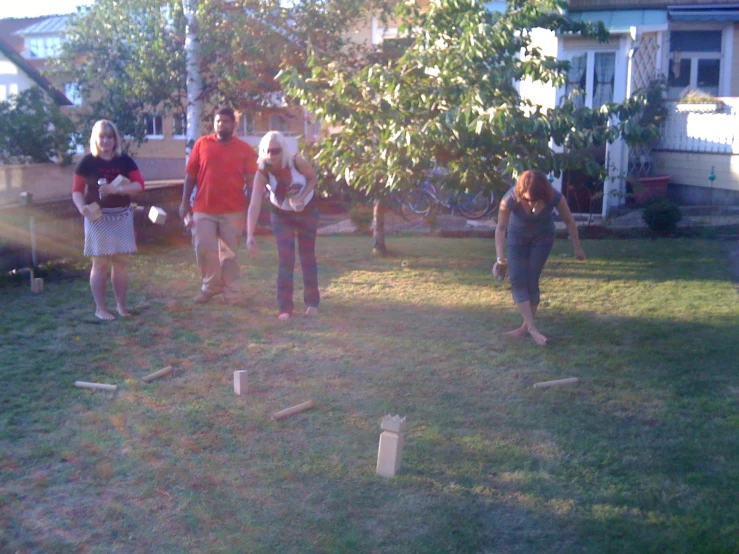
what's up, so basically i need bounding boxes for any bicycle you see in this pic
[404,177,499,220]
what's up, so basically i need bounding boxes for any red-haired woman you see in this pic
[493,170,585,345]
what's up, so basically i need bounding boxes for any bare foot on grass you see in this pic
[504,324,528,339]
[116,305,132,317]
[95,309,115,321]
[305,306,318,316]
[277,312,291,321]
[527,325,548,346]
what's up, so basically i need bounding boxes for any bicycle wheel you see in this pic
[404,188,436,217]
[457,191,494,219]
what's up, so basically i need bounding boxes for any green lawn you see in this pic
[1,235,737,553]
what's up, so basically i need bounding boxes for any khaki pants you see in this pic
[192,211,245,301]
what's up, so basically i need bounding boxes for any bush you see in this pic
[642,199,682,235]
[348,203,373,234]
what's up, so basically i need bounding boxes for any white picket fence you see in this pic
[657,110,738,154]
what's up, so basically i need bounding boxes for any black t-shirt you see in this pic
[74,153,139,208]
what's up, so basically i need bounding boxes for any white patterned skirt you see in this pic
[83,206,137,257]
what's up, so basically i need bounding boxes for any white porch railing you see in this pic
[657,110,738,154]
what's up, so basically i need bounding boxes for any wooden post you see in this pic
[141,366,174,383]
[271,400,315,421]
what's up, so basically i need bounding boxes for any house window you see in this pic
[145,114,163,138]
[667,30,722,99]
[565,51,616,109]
[26,36,62,59]
[172,113,186,138]
[269,114,289,132]
[64,83,82,106]
[238,111,254,136]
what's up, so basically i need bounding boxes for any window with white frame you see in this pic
[172,113,186,138]
[26,36,62,59]
[565,51,616,109]
[145,114,164,138]
[667,30,722,99]
[64,83,82,106]
[238,111,254,136]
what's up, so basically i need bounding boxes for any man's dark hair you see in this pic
[216,107,236,120]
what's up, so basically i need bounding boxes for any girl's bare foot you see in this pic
[277,312,291,321]
[95,309,115,321]
[527,325,548,346]
[116,305,132,317]
[305,306,318,316]
[504,324,528,339]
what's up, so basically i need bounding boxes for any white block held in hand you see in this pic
[234,370,248,396]
[148,206,167,225]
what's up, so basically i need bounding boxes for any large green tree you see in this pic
[57,0,387,151]
[280,0,662,253]
[0,87,76,165]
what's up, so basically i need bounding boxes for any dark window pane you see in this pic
[670,31,721,53]
[668,59,691,87]
[697,58,720,90]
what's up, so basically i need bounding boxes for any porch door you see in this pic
[563,51,616,214]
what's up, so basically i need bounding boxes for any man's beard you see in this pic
[217,129,233,140]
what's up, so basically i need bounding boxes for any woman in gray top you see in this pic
[493,170,585,345]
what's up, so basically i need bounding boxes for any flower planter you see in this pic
[633,175,670,205]
[676,103,722,113]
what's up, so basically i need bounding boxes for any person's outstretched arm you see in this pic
[556,196,586,260]
[246,173,267,252]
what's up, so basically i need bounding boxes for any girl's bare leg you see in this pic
[91,256,114,320]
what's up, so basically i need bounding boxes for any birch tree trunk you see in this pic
[372,197,387,256]
[183,0,202,162]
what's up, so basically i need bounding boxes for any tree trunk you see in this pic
[372,197,387,256]
[183,0,202,162]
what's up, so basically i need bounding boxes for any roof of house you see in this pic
[569,0,739,9]
[0,36,72,106]
[0,16,48,51]
[12,15,69,36]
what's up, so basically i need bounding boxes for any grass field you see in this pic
[1,234,737,553]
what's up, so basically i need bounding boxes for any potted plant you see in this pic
[623,78,671,205]
[675,89,724,113]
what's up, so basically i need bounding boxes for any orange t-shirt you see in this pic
[185,134,258,214]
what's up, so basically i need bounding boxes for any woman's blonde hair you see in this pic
[89,120,122,157]
[514,170,554,204]
[257,131,291,171]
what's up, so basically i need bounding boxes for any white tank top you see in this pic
[265,157,314,212]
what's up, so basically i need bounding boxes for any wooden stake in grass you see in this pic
[272,400,315,421]
[533,377,579,389]
[74,381,117,392]
[141,365,174,383]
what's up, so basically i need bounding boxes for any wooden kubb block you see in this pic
[31,278,44,293]
[234,370,248,396]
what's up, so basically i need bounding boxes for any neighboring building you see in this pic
[0,16,71,106]
[519,0,739,213]
[0,14,312,181]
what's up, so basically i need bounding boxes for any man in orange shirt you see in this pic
[179,108,258,304]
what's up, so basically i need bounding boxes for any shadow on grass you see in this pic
[0,237,737,553]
